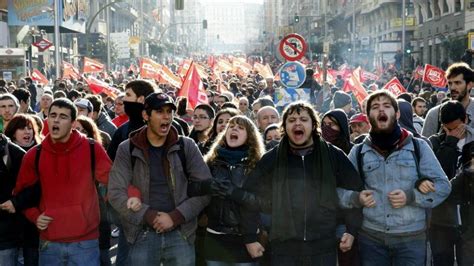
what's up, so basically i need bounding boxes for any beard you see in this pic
[451,86,468,101]
[369,113,397,134]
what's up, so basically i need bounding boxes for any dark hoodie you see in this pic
[107,101,146,160]
[322,109,352,154]
[397,100,432,148]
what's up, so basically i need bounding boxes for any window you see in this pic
[455,0,462,12]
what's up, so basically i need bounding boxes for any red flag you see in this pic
[178,59,192,78]
[423,64,447,87]
[413,65,424,80]
[62,61,81,80]
[83,57,105,73]
[139,58,162,80]
[84,76,120,98]
[344,67,369,106]
[178,62,208,109]
[31,69,49,85]
[382,77,406,96]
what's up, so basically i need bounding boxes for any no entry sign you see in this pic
[278,34,307,62]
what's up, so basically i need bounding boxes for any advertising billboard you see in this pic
[8,0,88,33]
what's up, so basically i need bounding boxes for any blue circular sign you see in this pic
[278,61,307,88]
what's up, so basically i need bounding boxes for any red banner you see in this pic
[360,69,379,82]
[423,64,447,88]
[31,69,49,85]
[382,77,406,96]
[62,61,81,80]
[139,58,162,80]
[83,57,105,73]
[158,65,182,88]
[84,76,120,98]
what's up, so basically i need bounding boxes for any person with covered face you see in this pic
[321,109,352,154]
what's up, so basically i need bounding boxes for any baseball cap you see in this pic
[144,92,176,110]
[74,98,94,113]
[349,113,369,124]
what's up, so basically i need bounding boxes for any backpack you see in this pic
[355,137,421,181]
[35,138,96,180]
[355,137,432,229]
[129,136,189,177]
[35,139,110,223]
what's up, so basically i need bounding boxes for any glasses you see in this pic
[192,115,210,120]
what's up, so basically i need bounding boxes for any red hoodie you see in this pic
[15,130,111,242]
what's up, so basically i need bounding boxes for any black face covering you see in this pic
[123,101,144,122]
[369,122,402,151]
[321,124,341,144]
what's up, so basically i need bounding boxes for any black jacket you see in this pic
[449,140,474,239]
[429,132,462,227]
[0,135,26,249]
[238,141,363,255]
[206,159,251,235]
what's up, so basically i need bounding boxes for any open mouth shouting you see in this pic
[51,125,60,134]
[159,122,171,134]
[292,128,305,141]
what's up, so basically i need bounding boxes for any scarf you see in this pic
[216,145,248,165]
[321,124,340,143]
[272,135,336,241]
[369,123,402,151]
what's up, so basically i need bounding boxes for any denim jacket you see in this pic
[344,134,451,234]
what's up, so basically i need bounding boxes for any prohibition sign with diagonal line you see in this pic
[278,33,307,61]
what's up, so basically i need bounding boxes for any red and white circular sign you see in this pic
[278,34,307,61]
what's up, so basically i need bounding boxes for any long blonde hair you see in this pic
[205,115,265,172]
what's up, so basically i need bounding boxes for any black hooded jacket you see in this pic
[322,109,352,154]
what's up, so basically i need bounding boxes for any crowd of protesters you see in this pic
[0,55,472,266]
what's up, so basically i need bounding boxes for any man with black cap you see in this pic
[108,92,211,266]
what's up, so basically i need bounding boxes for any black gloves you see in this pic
[187,179,235,198]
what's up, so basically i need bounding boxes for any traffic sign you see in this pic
[32,38,53,52]
[278,61,306,88]
[278,33,307,62]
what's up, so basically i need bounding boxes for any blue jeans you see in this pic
[127,229,194,266]
[0,248,18,266]
[38,239,99,266]
[115,225,129,266]
[358,234,426,266]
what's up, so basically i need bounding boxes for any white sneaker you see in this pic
[111,228,120,238]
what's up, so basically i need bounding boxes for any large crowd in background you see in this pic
[0,54,472,266]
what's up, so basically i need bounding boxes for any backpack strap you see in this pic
[128,136,189,178]
[412,137,421,178]
[129,141,137,170]
[356,137,422,184]
[355,143,366,183]
[35,139,96,181]
[88,138,96,180]
[35,144,42,178]
[177,136,189,178]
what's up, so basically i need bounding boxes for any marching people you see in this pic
[108,92,211,265]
